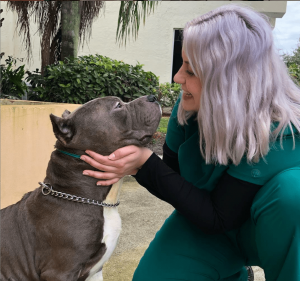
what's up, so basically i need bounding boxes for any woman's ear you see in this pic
[49,114,75,145]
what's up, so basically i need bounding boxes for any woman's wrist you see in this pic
[138,148,153,169]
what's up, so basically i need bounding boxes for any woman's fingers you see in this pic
[83,170,118,181]
[83,168,139,186]
[84,150,114,166]
[95,168,139,186]
[82,147,138,171]
[96,178,121,186]
[81,146,149,182]
[108,145,137,161]
[81,155,118,172]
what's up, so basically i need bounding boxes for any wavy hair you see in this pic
[177,4,300,166]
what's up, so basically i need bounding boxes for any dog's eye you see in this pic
[115,102,122,109]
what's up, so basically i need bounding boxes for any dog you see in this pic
[0,95,161,281]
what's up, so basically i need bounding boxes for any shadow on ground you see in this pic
[103,177,265,281]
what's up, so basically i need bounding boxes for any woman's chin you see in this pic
[182,99,198,112]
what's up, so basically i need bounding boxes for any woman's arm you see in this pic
[81,141,261,234]
[134,142,262,234]
[131,142,181,200]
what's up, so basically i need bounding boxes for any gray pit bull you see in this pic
[0,95,161,281]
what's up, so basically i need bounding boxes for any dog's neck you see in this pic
[43,142,112,203]
[55,142,90,158]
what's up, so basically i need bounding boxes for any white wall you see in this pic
[1,1,41,71]
[0,1,286,83]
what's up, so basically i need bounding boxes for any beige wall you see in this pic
[0,1,286,83]
[0,100,81,208]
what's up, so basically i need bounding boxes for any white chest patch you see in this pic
[85,180,123,281]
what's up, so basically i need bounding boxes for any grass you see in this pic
[157,117,169,134]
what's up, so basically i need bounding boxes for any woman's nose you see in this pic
[173,67,184,85]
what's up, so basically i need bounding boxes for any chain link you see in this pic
[39,182,120,208]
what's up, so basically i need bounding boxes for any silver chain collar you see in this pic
[39,182,120,208]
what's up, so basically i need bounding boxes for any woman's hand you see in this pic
[80,145,153,186]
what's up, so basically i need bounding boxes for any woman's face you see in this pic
[174,49,202,112]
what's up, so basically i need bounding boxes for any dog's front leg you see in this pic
[85,270,103,281]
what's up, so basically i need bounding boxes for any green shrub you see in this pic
[282,41,300,68]
[157,82,181,109]
[288,63,300,86]
[282,41,300,86]
[26,54,159,104]
[0,56,27,99]
[157,117,169,134]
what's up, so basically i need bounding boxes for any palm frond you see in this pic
[6,1,104,65]
[79,1,105,48]
[116,1,160,47]
[7,1,36,62]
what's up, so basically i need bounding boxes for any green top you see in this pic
[227,124,300,185]
[166,97,300,189]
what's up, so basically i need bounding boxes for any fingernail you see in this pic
[85,150,90,155]
[83,171,89,176]
[80,156,86,161]
[108,153,115,160]
[97,182,102,186]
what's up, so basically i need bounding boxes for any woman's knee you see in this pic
[251,168,300,226]
[133,211,246,281]
[247,168,300,280]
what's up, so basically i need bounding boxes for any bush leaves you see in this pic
[26,54,159,104]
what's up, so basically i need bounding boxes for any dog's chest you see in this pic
[85,207,121,280]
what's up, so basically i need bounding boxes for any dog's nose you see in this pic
[147,95,157,102]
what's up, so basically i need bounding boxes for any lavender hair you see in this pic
[177,4,300,166]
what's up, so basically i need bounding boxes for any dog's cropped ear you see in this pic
[62,109,71,118]
[50,114,75,145]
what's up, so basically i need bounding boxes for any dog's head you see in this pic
[50,95,162,155]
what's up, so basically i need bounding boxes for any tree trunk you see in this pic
[41,2,57,76]
[41,21,52,76]
[61,1,80,61]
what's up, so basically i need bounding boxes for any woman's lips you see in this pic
[183,92,193,100]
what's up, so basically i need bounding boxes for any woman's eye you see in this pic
[186,70,194,76]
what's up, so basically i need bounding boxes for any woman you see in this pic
[81,4,300,281]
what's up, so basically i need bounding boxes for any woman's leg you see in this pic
[239,168,300,281]
[133,210,247,281]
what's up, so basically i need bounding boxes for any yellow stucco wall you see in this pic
[0,100,81,209]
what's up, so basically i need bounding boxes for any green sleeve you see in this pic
[227,134,300,185]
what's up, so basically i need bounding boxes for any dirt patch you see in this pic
[103,243,149,280]
[145,110,170,156]
[146,132,166,156]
